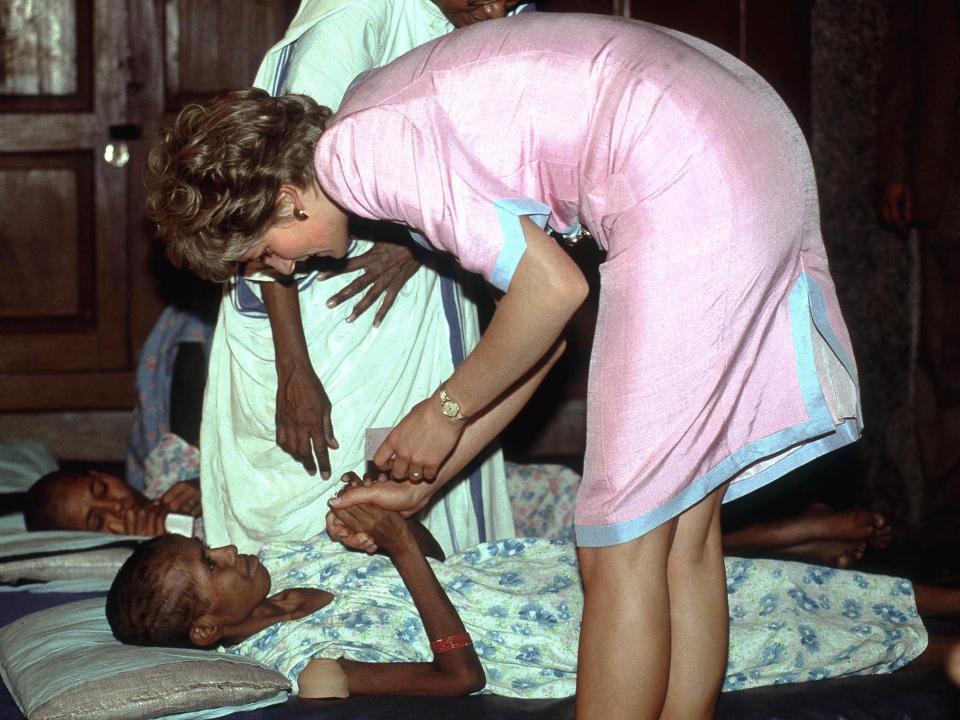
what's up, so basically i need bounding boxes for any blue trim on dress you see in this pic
[230,271,321,318]
[490,199,551,291]
[575,272,861,547]
[407,229,433,250]
[271,43,293,96]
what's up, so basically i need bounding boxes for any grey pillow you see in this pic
[0,546,134,585]
[0,599,290,720]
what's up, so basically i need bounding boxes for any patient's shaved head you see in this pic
[107,535,208,648]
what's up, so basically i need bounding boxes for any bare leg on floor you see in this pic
[914,584,960,621]
[722,503,891,566]
[661,485,728,720]
[575,520,675,720]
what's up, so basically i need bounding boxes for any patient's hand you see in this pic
[325,472,388,553]
[330,503,413,557]
[158,480,201,517]
[106,505,168,536]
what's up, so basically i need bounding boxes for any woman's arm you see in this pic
[328,336,565,532]
[372,217,588,481]
[310,505,485,697]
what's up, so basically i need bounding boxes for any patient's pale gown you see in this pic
[225,538,925,697]
[316,13,861,546]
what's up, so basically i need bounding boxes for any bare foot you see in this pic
[777,540,867,568]
[797,503,892,549]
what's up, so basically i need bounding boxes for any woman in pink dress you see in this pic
[148,13,860,720]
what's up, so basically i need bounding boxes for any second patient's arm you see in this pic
[302,505,484,697]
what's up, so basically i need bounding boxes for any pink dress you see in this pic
[316,13,862,547]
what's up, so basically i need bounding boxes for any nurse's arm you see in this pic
[262,280,339,478]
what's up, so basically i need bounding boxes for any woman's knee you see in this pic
[578,520,675,586]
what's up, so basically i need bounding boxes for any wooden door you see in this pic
[0,0,297,417]
[0,1,131,409]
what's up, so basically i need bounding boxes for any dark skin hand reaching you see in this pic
[321,240,421,327]
[266,242,421,476]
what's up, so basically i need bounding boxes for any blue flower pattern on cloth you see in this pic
[225,538,926,698]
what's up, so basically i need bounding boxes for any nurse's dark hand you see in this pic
[321,242,420,327]
[276,361,338,477]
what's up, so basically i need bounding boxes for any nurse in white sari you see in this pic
[201,0,530,554]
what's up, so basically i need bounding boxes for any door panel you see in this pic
[0,0,298,412]
[0,0,128,407]
[163,0,298,107]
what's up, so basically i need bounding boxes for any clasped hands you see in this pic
[327,396,466,551]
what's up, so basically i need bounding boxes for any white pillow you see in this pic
[0,440,57,494]
[0,598,290,720]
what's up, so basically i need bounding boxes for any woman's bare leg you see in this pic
[575,519,676,720]
[661,486,728,720]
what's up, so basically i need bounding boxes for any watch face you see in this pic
[441,400,458,417]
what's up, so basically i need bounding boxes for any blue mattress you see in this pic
[1,590,957,720]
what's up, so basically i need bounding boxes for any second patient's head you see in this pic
[24,469,150,533]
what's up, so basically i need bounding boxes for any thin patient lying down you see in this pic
[103,478,960,699]
[21,469,200,536]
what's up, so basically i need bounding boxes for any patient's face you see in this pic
[172,537,271,628]
[49,470,149,533]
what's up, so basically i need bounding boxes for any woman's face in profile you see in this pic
[431,0,523,27]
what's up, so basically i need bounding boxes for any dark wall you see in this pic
[811,1,922,529]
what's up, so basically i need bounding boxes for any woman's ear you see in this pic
[189,618,223,648]
[275,185,302,219]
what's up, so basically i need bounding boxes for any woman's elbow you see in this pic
[554,270,589,319]
[440,659,486,696]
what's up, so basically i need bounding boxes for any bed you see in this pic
[2,441,960,719]
[0,585,957,720]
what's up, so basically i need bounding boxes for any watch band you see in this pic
[439,386,466,421]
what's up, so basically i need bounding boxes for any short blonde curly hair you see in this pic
[146,88,331,282]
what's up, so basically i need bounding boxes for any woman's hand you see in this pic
[275,360,339,478]
[326,473,427,554]
[158,480,201,517]
[373,391,465,481]
[321,242,421,326]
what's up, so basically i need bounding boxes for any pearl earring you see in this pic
[293,208,309,221]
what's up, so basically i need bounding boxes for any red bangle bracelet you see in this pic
[430,633,473,654]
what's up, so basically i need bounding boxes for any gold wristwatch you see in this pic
[439,386,466,421]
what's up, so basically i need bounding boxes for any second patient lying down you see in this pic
[23,468,201,537]
[106,481,958,700]
[23,463,888,569]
